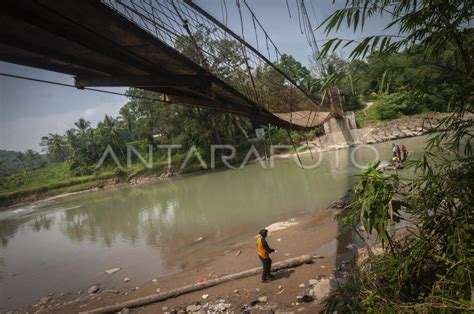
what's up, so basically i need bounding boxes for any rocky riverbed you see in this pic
[357,114,449,144]
[315,112,473,149]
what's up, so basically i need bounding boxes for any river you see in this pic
[0,136,429,309]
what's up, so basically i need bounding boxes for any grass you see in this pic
[41,180,107,196]
[0,163,117,207]
[0,143,289,207]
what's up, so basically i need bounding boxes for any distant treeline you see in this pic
[0,149,48,175]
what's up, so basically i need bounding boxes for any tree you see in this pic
[97,115,126,159]
[16,152,26,166]
[74,118,91,133]
[174,25,246,83]
[119,105,137,141]
[319,0,473,312]
[41,134,69,162]
[24,149,40,168]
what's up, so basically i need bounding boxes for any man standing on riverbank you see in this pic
[257,229,275,282]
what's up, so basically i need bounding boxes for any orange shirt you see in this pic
[257,236,269,259]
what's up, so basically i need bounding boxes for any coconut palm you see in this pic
[16,152,26,166]
[98,115,125,159]
[41,133,69,161]
[24,149,40,168]
[74,118,91,133]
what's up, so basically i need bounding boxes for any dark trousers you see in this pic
[259,256,272,281]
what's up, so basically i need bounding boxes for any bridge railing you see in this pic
[102,0,325,119]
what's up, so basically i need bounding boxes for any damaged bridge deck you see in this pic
[0,0,334,129]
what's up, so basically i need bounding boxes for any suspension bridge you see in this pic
[0,0,344,129]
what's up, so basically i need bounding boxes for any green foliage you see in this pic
[320,0,473,311]
[35,87,254,175]
[256,54,321,112]
[0,149,48,176]
[326,155,474,312]
[69,160,94,176]
[340,162,400,247]
[342,93,364,112]
[319,0,473,72]
[278,54,311,83]
[362,91,423,121]
[396,91,423,115]
[318,28,474,114]
[362,95,398,121]
[0,163,117,205]
[373,95,400,120]
[40,133,69,162]
[269,128,291,145]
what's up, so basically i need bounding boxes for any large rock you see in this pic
[186,304,201,312]
[310,278,337,299]
[88,285,100,294]
[105,267,121,274]
[308,279,319,286]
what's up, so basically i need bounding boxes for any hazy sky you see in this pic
[0,0,391,151]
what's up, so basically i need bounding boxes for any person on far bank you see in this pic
[257,229,275,283]
[401,144,408,162]
[395,144,402,160]
[392,143,398,157]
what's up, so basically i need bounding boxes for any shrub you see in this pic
[373,94,401,120]
[364,91,423,121]
[393,91,423,115]
[342,93,365,111]
[270,128,290,145]
[69,160,94,176]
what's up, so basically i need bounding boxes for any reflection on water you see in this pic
[0,136,429,309]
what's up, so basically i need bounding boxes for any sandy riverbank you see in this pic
[16,196,355,313]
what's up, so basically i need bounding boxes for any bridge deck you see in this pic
[0,0,332,129]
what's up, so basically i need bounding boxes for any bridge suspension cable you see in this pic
[0,0,339,129]
[102,0,330,121]
[0,73,167,103]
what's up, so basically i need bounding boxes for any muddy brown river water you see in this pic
[0,136,429,310]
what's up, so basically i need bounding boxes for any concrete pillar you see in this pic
[323,111,357,134]
[320,112,358,146]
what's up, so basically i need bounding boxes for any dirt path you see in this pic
[363,101,374,113]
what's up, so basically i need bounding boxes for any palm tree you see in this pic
[73,119,92,162]
[64,129,77,159]
[74,118,91,133]
[119,106,136,141]
[65,129,77,143]
[42,133,69,161]
[24,149,40,168]
[16,151,26,166]
[98,115,125,159]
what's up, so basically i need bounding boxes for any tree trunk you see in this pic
[82,254,314,313]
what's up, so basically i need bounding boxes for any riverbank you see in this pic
[17,196,355,313]
[2,112,461,209]
[315,112,463,148]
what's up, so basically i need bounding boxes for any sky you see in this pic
[0,0,392,152]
